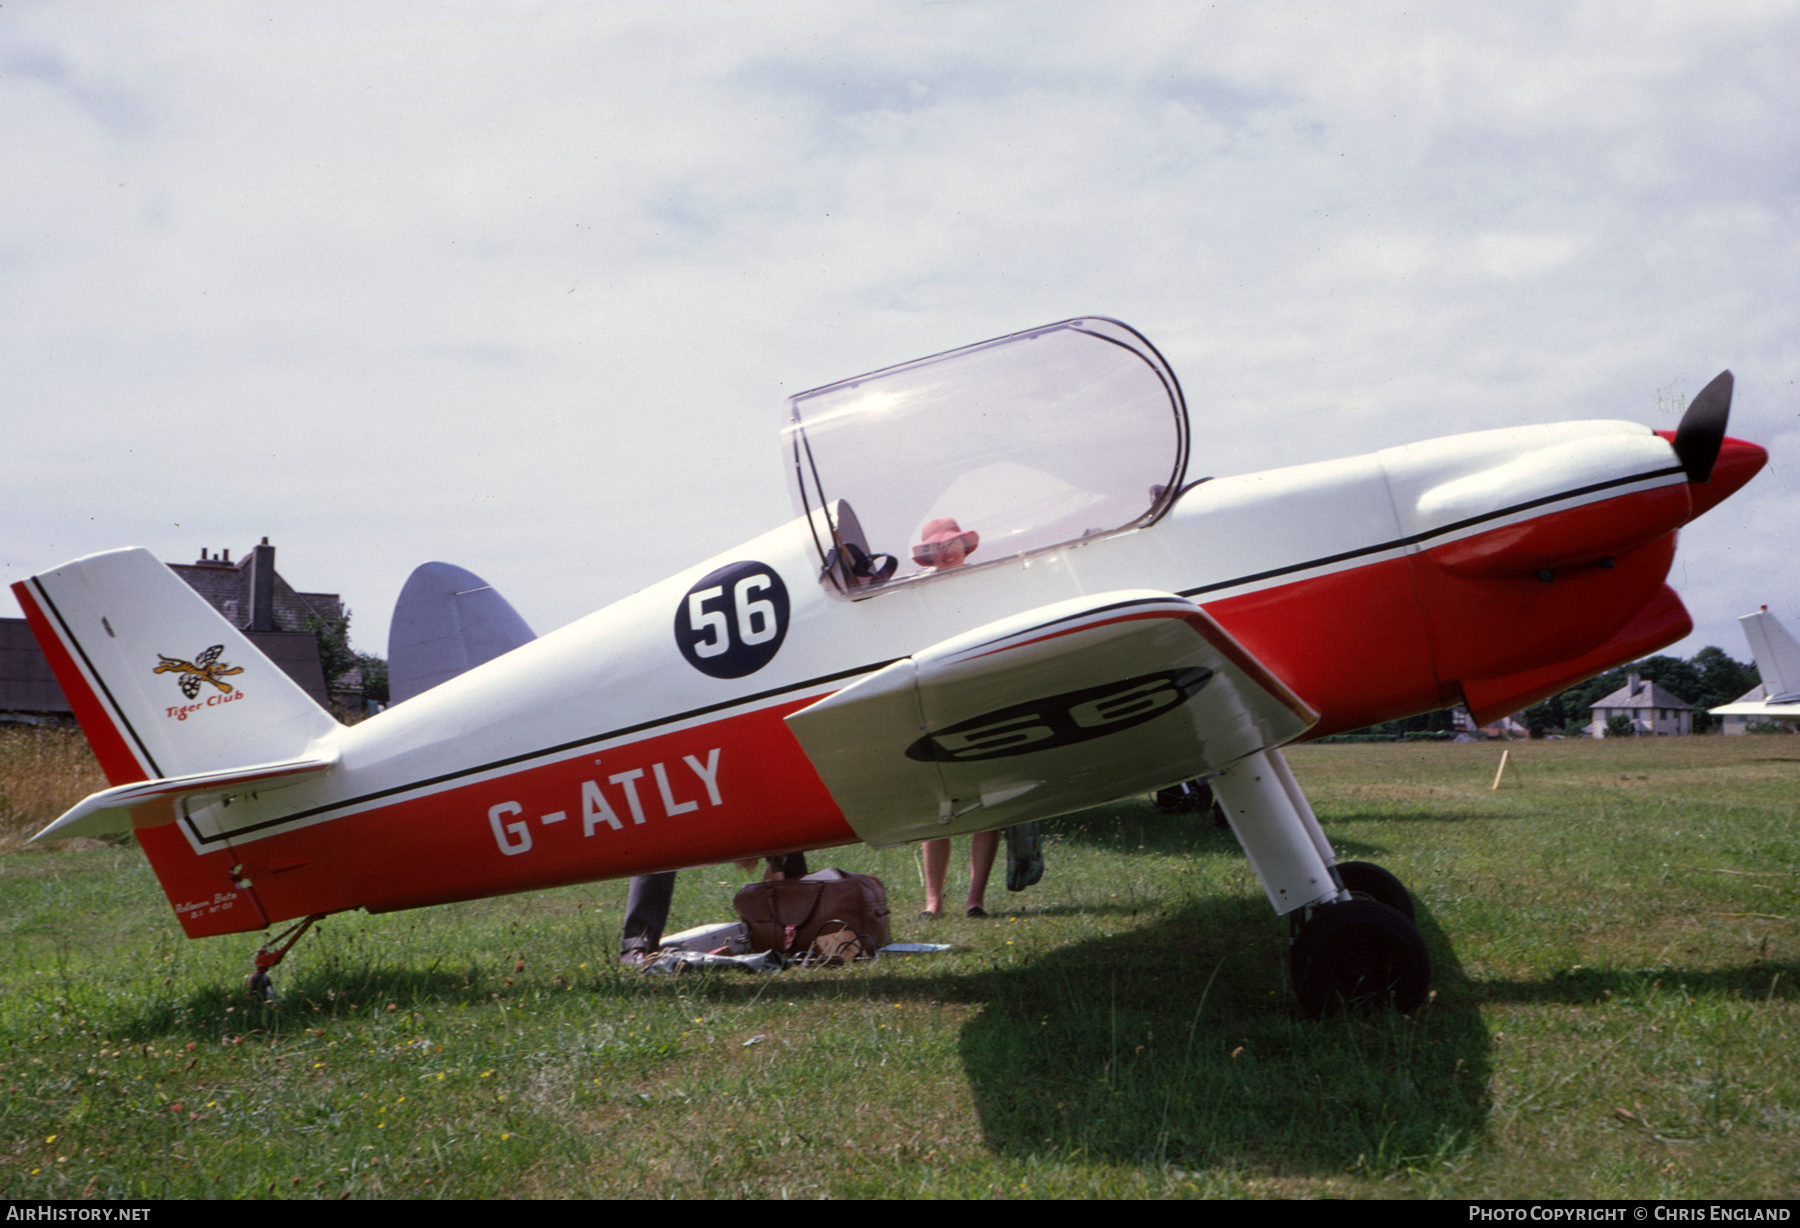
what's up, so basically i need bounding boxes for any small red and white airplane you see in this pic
[16,318,1766,1013]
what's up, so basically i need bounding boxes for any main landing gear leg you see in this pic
[1211,749,1430,1017]
[247,914,325,1002]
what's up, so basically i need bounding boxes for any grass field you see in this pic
[1,730,1796,1199]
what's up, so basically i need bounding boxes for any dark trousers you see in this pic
[619,870,677,956]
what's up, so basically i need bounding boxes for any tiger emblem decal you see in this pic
[154,645,245,699]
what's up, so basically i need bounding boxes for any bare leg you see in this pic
[967,830,1000,914]
[922,838,950,916]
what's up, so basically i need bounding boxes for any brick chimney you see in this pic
[247,537,277,632]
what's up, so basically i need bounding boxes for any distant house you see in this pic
[1586,673,1694,737]
[169,540,344,638]
[2,539,342,717]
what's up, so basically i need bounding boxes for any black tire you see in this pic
[1334,860,1415,921]
[1290,899,1431,1017]
[1154,782,1201,814]
[1154,780,1216,816]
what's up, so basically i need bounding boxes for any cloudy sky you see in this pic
[3,2,1796,667]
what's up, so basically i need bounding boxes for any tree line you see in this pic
[1340,645,1759,739]
[1520,645,1757,736]
[305,613,390,707]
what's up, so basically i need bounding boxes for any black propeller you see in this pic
[1672,369,1733,483]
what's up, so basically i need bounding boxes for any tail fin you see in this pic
[17,548,344,937]
[387,561,536,703]
[1741,607,1800,703]
[14,548,339,785]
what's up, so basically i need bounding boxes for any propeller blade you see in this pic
[1672,370,1733,483]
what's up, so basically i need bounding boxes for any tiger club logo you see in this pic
[155,645,245,700]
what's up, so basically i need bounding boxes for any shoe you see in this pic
[965,905,988,918]
[619,950,651,968]
[917,910,939,921]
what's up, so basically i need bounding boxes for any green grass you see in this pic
[1,735,1797,1197]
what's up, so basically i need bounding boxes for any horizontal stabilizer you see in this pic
[33,751,339,842]
[786,590,1318,847]
[1709,699,1800,720]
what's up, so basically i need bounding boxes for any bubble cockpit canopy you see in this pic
[782,317,1190,597]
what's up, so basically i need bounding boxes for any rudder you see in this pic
[17,548,344,937]
[1742,608,1800,704]
[16,548,339,785]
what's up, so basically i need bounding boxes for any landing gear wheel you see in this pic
[245,913,325,1002]
[1154,781,1229,829]
[1291,899,1430,1017]
[1334,861,1415,921]
[1154,781,1207,814]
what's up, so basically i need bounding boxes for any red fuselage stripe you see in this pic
[11,580,149,785]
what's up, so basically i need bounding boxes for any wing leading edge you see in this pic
[785,590,1319,847]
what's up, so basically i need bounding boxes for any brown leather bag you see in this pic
[733,868,890,962]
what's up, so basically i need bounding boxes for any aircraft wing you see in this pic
[785,590,1319,847]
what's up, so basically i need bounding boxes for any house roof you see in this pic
[1587,673,1693,712]
[167,551,343,633]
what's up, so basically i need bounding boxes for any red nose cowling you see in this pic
[1442,432,1767,726]
[1655,432,1768,521]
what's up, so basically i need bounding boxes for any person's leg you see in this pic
[921,838,950,917]
[765,851,808,880]
[619,871,677,962]
[966,830,1000,916]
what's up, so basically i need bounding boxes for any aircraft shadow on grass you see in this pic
[949,896,1491,1174]
[1047,801,1497,863]
[941,907,1798,1173]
